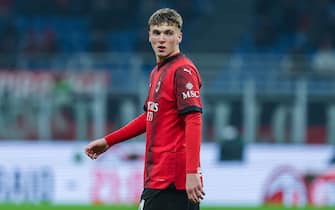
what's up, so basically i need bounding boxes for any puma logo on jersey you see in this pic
[183,68,192,75]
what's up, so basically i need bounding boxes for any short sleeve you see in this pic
[174,66,202,115]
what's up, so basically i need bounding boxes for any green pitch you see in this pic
[0,204,334,210]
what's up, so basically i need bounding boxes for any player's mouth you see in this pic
[157,46,166,52]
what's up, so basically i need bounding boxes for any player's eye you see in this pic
[152,30,160,35]
[165,30,174,36]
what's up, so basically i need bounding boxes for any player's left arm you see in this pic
[175,65,205,203]
[184,112,205,203]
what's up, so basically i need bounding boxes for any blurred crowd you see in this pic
[0,0,210,62]
[239,0,335,54]
[1,1,335,58]
[0,0,213,140]
[236,0,335,75]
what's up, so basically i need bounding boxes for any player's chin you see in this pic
[157,52,171,60]
[155,51,166,56]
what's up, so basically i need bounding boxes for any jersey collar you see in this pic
[157,53,182,70]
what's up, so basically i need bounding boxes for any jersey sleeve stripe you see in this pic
[178,106,202,115]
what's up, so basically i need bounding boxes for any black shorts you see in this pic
[138,184,200,210]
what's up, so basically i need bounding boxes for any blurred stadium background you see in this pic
[1,0,335,209]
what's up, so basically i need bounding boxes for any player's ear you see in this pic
[178,31,182,43]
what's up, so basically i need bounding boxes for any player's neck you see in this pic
[156,51,180,64]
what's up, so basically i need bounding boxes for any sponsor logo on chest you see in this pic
[147,101,159,112]
[147,101,159,121]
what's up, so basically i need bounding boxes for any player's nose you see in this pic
[158,34,166,42]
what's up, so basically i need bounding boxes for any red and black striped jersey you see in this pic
[143,53,202,189]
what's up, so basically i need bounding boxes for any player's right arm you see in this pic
[85,113,146,160]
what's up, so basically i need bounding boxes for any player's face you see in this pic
[149,23,182,62]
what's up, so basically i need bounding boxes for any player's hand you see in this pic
[84,138,110,160]
[186,173,205,203]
